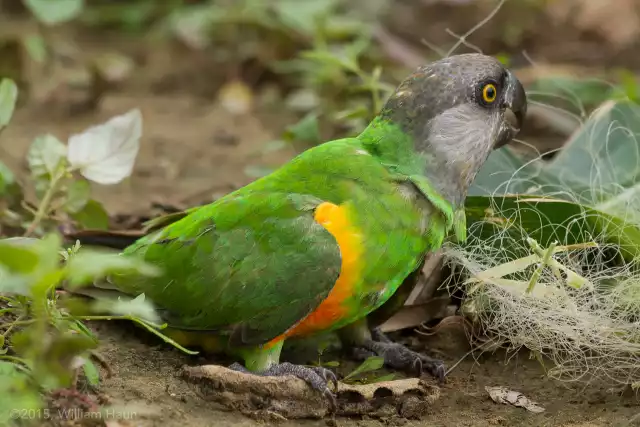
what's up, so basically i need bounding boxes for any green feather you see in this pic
[453,208,467,243]
[83,112,465,372]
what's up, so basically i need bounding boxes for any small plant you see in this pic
[0,76,143,237]
[0,76,195,425]
[166,0,397,147]
[0,233,165,425]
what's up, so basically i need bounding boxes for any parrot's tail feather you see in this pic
[64,229,145,250]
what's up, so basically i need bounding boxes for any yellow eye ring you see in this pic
[482,83,497,104]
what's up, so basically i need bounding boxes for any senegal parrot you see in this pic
[69,54,527,405]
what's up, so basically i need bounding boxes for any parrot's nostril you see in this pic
[504,108,520,133]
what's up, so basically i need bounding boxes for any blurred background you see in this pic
[1,0,639,218]
[3,2,640,425]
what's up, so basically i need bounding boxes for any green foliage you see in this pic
[464,99,640,265]
[0,80,141,236]
[0,77,175,423]
[527,74,640,115]
[472,100,640,213]
[165,0,396,145]
[0,233,161,425]
[341,355,396,385]
[0,78,18,131]
[23,0,85,26]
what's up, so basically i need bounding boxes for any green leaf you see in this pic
[22,34,47,63]
[369,373,397,383]
[244,165,274,179]
[273,0,339,36]
[65,249,160,288]
[27,134,68,177]
[464,195,640,263]
[82,358,100,386]
[91,293,161,324]
[14,329,98,390]
[0,238,40,274]
[64,179,91,214]
[0,234,64,296]
[70,199,109,230]
[472,100,640,222]
[343,356,384,381]
[284,113,321,145]
[168,5,221,49]
[0,78,18,129]
[0,361,42,425]
[33,233,64,277]
[23,0,85,26]
[528,76,616,112]
[0,160,23,204]
[261,140,287,154]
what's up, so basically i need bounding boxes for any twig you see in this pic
[75,315,199,355]
[446,0,507,57]
[445,336,498,376]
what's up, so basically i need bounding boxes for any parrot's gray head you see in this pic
[378,53,527,207]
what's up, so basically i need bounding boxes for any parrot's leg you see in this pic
[338,318,446,383]
[229,340,338,409]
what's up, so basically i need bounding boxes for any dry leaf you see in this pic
[182,364,440,419]
[486,386,545,413]
[379,297,453,333]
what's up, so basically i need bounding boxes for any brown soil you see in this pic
[2,1,640,426]
[57,320,638,427]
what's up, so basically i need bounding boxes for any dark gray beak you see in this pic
[495,70,527,148]
[505,70,527,129]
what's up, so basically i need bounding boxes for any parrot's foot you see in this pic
[352,328,446,383]
[229,362,338,410]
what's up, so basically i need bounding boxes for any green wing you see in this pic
[113,191,342,347]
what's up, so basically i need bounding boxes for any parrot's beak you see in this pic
[495,70,527,148]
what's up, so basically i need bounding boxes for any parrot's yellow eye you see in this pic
[481,83,497,104]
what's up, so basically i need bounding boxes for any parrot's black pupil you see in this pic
[487,87,495,97]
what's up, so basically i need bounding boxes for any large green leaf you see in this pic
[467,99,640,259]
[464,195,640,263]
[474,101,640,206]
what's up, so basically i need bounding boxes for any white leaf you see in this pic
[92,293,161,324]
[67,109,142,185]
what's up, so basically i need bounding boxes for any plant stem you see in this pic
[0,354,29,365]
[24,169,65,237]
[526,239,557,294]
[2,315,25,337]
[74,314,199,355]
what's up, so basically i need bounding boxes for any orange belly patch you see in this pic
[264,201,363,347]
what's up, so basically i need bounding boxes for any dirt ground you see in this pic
[76,319,638,427]
[2,1,640,426]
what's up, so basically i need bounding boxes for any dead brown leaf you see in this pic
[181,364,440,419]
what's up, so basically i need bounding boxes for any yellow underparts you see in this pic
[264,201,363,348]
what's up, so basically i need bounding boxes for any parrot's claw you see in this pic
[354,329,446,383]
[228,362,338,411]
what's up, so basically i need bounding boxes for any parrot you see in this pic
[67,53,527,405]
